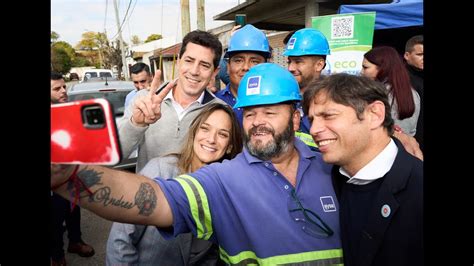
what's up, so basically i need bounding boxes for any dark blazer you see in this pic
[332,138,423,266]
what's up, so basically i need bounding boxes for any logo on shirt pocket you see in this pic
[320,196,336,212]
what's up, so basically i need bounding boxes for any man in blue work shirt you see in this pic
[125,62,154,109]
[51,63,343,265]
[215,24,271,127]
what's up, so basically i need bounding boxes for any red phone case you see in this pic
[51,98,122,165]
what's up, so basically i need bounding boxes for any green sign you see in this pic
[312,12,376,75]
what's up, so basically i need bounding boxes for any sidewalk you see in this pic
[64,208,112,266]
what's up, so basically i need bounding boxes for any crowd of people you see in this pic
[51,25,423,266]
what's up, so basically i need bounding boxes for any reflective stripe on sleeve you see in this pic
[220,247,343,266]
[295,131,318,148]
[175,174,213,240]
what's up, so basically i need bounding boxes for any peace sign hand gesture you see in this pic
[131,75,177,127]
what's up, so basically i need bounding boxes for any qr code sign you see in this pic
[331,16,354,39]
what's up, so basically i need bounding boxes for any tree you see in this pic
[52,41,76,61]
[145,34,162,43]
[131,35,142,45]
[103,40,123,76]
[76,31,98,50]
[72,56,92,67]
[51,46,72,74]
[76,31,129,71]
[51,31,60,43]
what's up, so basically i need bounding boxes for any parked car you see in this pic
[68,80,137,171]
[82,76,119,83]
[80,69,114,83]
[69,72,79,81]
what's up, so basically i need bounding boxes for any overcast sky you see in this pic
[51,0,240,46]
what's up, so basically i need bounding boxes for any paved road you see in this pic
[64,208,112,266]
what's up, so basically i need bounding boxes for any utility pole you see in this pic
[196,0,205,31]
[180,0,191,36]
[113,0,129,80]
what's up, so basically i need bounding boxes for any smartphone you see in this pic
[235,14,247,27]
[51,98,122,165]
[155,80,170,95]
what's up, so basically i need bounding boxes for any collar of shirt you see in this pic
[217,84,237,104]
[164,87,205,120]
[340,138,398,185]
[222,85,235,98]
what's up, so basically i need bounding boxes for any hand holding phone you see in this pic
[235,14,247,26]
[51,99,122,165]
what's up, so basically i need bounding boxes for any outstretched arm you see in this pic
[51,164,173,227]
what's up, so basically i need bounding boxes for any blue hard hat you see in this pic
[225,24,271,59]
[234,63,301,108]
[283,28,330,56]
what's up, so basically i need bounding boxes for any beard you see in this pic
[244,117,294,161]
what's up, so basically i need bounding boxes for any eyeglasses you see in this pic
[287,189,334,238]
[133,79,148,84]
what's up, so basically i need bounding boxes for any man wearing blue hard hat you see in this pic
[284,28,423,160]
[51,63,343,265]
[284,28,330,93]
[283,28,331,150]
[216,24,271,127]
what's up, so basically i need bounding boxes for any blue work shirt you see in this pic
[154,138,343,265]
[215,84,243,128]
[124,89,138,109]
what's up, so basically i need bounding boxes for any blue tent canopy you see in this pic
[338,0,423,30]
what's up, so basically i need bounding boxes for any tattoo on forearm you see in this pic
[68,167,103,192]
[64,167,157,215]
[89,187,135,209]
[134,183,157,216]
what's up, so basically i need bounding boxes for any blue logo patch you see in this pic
[287,37,296,49]
[246,76,261,95]
[320,196,336,212]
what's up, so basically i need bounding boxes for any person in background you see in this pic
[107,103,242,266]
[51,71,95,266]
[303,73,423,266]
[216,25,243,89]
[404,35,423,150]
[283,28,331,150]
[215,24,271,127]
[118,30,226,173]
[361,46,420,137]
[124,62,154,109]
[284,28,330,94]
[51,63,343,265]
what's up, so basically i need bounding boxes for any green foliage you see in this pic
[73,56,92,67]
[51,31,60,43]
[76,31,98,50]
[145,34,162,43]
[72,30,128,77]
[52,41,76,61]
[51,47,72,74]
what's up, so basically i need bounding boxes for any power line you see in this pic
[104,0,109,34]
[110,0,133,40]
[126,0,139,42]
